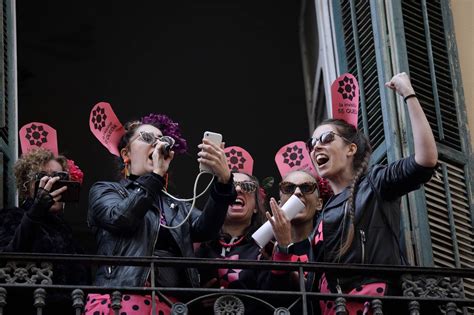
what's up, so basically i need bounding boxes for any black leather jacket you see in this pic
[314,155,435,291]
[87,173,236,288]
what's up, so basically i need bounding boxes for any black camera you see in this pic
[34,180,81,203]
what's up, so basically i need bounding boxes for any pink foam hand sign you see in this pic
[89,102,125,156]
[274,141,318,178]
[331,73,359,127]
[19,122,58,155]
[224,146,254,175]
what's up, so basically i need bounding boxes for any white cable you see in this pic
[159,171,214,229]
[161,171,214,202]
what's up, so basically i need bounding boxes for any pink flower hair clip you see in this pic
[67,159,84,184]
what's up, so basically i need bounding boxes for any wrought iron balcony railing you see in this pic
[0,253,473,315]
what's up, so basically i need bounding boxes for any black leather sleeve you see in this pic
[370,155,436,201]
[189,175,237,242]
[88,175,164,234]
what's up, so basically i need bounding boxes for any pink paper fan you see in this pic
[224,146,254,175]
[331,73,359,127]
[274,141,318,178]
[19,122,58,156]
[89,102,125,156]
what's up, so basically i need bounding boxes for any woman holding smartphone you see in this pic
[0,147,89,314]
[86,113,236,315]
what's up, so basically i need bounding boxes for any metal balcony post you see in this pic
[111,290,122,315]
[0,287,6,315]
[334,296,347,315]
[33,288,46,315]
[371,298,383,314]
[71,289,85,315]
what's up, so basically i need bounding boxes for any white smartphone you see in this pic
[199,131,223,173]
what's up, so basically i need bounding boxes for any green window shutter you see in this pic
[402,1,461,150]
[425,161,473,269]
[398,0,474,301]
[332,0,419,263]
[331,0,474,282]
[333,0,398,165]
[0,0,17,209]
[402,1,474,267]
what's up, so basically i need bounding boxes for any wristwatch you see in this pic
[276,242,294,255]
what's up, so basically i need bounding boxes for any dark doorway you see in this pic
[17,0,307,253]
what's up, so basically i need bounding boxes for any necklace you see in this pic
[219,235,245,248]
[219,235,245,257]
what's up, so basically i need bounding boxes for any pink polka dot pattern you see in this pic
[319,274,386,315]
[84,293,177,315]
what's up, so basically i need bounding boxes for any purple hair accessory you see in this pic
[140,113,188,154]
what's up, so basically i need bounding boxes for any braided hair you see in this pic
[318,119,372,259]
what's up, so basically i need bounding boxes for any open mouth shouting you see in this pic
[230,197,246,211]
[315,153,329,167]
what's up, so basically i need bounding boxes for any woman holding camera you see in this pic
[0,147,89,314]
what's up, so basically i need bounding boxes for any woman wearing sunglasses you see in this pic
[0,147,89,313]
[278,172,324,246]
[194,171,270,313]
[300,72,437,314]
[86,113,236,315]
[267,170,332,314]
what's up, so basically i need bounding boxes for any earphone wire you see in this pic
[159,171,214,229]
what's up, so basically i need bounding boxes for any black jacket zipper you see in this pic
[360,230,366,264]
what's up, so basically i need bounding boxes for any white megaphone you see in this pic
[251,194,305,248]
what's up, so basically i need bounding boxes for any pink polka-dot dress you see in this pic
[84,293,177,315]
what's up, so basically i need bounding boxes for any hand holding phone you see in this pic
[199,131,223,174]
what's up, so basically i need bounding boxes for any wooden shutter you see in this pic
[333,0,418,258]
[400,0,474,301]
[334,0,395,164]
[331,0,474,287]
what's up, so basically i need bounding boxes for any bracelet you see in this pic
[403,94,417,103]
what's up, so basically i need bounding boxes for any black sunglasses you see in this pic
[306,131,351,152]
[35,171,69,181]
[279,181,318,195]
[234,181,258,194]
